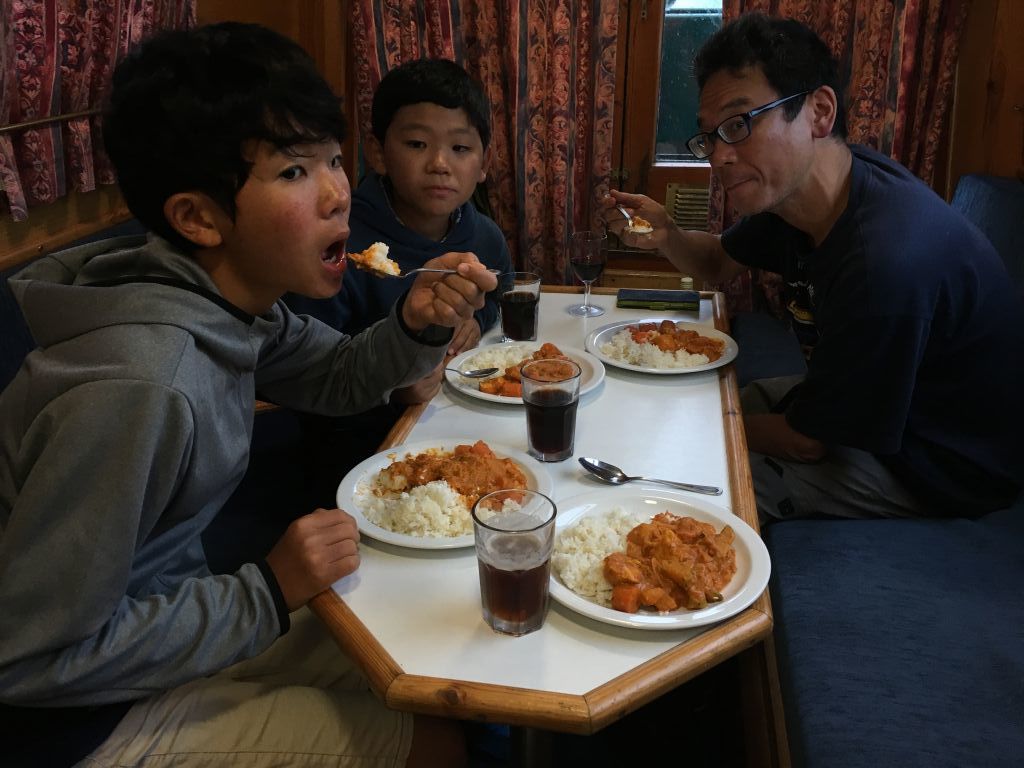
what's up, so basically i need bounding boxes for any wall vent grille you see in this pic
[666,183,710,231]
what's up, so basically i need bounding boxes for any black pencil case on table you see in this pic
[615,288,700,311]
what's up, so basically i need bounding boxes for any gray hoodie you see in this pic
[0,235,446,707]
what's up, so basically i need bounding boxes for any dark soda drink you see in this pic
[500,291,539,340]
[476,531,551,636]
[524,388,578,461]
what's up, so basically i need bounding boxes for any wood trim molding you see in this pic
[1,185,131,272]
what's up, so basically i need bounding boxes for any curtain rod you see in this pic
[0,108,101,135]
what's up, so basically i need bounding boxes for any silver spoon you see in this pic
[446,366,500,379]
[578,457,723,496]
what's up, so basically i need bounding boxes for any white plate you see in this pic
[549,489,770,630]
[585,319,738,375]
[444,342,605,404]
[337,439,554,550]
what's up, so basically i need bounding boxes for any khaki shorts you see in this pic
[78,608,413,767]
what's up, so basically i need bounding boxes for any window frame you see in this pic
[612,0,713,200]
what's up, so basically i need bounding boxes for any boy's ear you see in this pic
[479,145,491,183]
[163,192,227,249]
[364,134,387,175]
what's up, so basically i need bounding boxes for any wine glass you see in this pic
[567,231,608,317]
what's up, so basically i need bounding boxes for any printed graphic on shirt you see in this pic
[784,274,818,358]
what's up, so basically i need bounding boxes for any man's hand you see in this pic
[603,189,744,285]
[448,316,482,357]
[265,508,361,611]
[602,190,675,253]
[743,413,826,462]
[402,252,498,333]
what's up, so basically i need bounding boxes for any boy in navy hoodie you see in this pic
[286,59,512,501]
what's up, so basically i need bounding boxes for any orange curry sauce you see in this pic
[381,440,527,507]
[479,342,569,398]
[603,512,736,613]
[628,321,725,361]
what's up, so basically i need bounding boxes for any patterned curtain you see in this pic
[0,0,195,222]
[706,0,971,316]
[351,0,619,284]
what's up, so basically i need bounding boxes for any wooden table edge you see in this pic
[311,588,771,733]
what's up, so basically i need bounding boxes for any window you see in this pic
[609,0,721,274]
[655,2,723,163]
[614,0,722,177]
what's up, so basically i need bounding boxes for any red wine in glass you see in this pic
[568,231,608,317]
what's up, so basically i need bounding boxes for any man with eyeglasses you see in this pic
[605,13,1023,521]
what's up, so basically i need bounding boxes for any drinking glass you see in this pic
[472,489,557,636]
[520,359,582,462]
[567,231,608,317]
[499,271,541,341]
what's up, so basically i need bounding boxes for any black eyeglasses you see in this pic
[686,91,811,160]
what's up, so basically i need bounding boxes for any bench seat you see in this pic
[764,497,1024,767]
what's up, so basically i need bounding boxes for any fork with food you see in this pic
[602,191,668,242]
[349,242,500,278]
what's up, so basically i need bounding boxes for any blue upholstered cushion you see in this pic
[764,499,1024,768]
[951,173,1024,295]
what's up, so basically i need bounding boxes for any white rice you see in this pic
[355,479,471,538]
[599,329,709,369]
[552,507,647,606]
[456,344,537,382]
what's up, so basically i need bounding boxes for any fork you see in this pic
[376,267,503,278]
[614,204,634,229]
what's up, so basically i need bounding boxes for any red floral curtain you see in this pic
[350,0,619,284]
[706,0,971,316]
[0,0,195,222]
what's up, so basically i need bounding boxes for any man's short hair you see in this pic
[694,13,847,139]
[371,59,492,150]
[103,22,347,252]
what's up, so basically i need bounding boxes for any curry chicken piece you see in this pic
[603,512,736,613]
[628,321,725,361]
[381,440,527,507]
[478,343,570,398]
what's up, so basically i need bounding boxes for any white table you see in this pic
[311,288,770,733]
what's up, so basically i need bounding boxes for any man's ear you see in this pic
[809,86,839,139]
[163,192,227,249]
[364,134,387,175]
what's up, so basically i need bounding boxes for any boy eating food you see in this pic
[0,22,486,767]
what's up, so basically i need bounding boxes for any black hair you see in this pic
[694,13,847,139]
[371,58,491,150]
[103,22,347,253]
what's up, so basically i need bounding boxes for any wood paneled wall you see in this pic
[944,0,1024,196]
[196,0,356,180]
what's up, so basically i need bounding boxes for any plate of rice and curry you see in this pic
[585,318,738,375]
[337,439,553,549]
[549,489,770,629]
[444,341,605,404]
